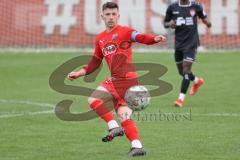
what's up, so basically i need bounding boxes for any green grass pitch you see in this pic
[0,52,240,160]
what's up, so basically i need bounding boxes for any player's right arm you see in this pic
[164,5,176,29]
[67,67,87,81]
[67,39,103,81]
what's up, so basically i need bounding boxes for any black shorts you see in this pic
[175,48,197,64]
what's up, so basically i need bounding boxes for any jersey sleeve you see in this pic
[93,38,103,60]
[124,26,136,41]
[124,26,156,44]
[83,38,103,75]
[164,5,173,22]
[196,3,207,19]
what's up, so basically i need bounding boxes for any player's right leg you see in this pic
[176,62,183,76]
[174,50,185,107]
[88,85,124,141]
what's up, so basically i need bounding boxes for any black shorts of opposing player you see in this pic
[175,48,197,64]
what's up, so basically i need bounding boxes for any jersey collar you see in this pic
[178,0,192,7]
[105,25,120,34]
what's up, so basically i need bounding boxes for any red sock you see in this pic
[121,119,139,141]
[90,100,114,123]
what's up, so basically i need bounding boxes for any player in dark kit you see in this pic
[164,0,211,107]
[68,2,166,157]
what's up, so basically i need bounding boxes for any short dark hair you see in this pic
[102,2,119,11]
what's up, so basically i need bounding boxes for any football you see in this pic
[124,85,151,111]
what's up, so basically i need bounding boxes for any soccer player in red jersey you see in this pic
[67,2,166,157]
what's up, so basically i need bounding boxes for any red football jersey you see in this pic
[93,25,137,79]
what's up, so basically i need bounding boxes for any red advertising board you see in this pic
[0,0,239,48]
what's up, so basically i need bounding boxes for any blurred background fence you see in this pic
[0,0,239,50]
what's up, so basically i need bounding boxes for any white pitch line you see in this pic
[194,113,240,117]
[0,99,55,119]
[0,99,240,119]
[0,99,55,108]
[0,110,54,118]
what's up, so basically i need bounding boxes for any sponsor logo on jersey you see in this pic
[190,9,196,17]
[186,17,194,25]
[173,11,179,14]
[176,17,194,26]
[99,40,104,45]
[102,42,117,56]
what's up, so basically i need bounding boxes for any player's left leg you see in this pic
[184,49,204,96]
[175,61,193,106]
[175,62,203,97]
[175,48,203,107]
[176,63,183,76]
[175,49,184,76]
[117,106,146,157]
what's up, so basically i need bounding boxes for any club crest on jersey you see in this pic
[99,40,104,45]
[112,34,118,40]
[102,42,117,56]
[190,9,196,17]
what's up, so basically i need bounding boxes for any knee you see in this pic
[182,72,194,81]
[117,107,132,122]
[178,70,183,76]
[182,69,191,75]
[182,64,192,74]
[88,97,99,105]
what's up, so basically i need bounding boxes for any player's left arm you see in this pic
[131,31,166,45]
[197,3,211,28]
[202,18,211,28]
